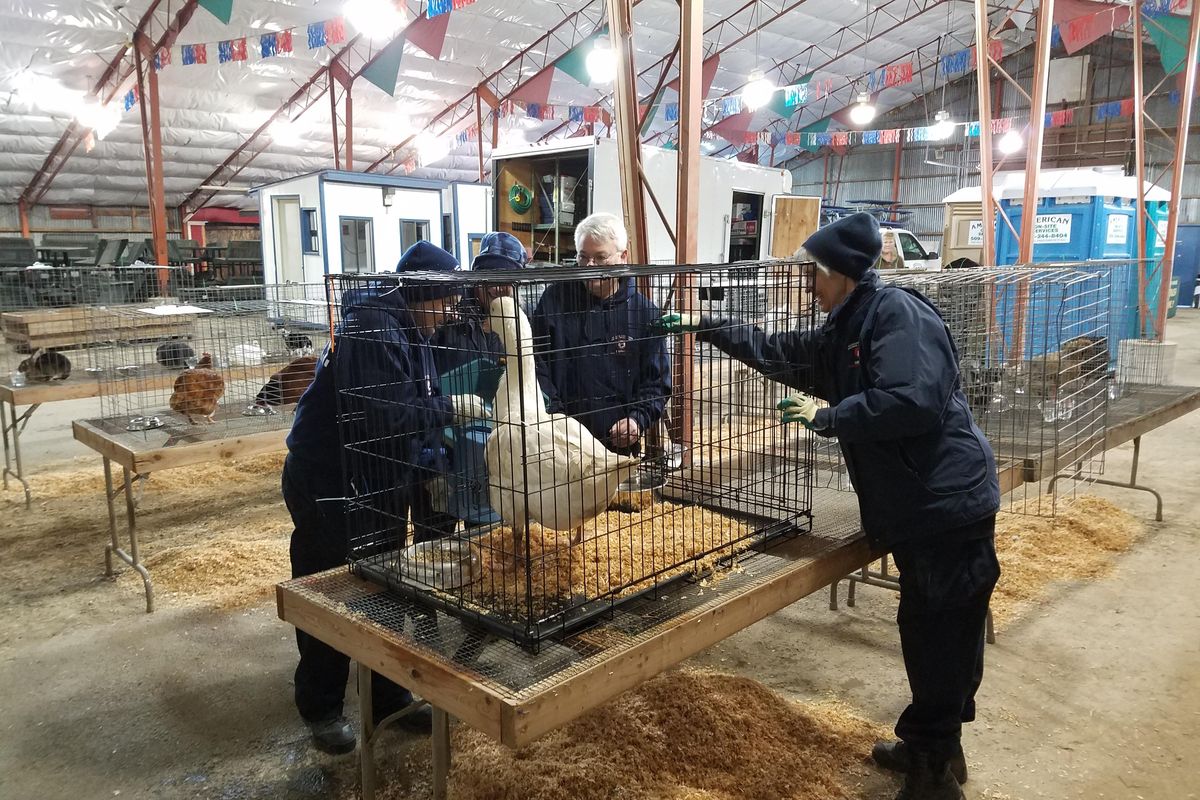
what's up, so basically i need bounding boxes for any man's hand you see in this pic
[450,394,491,425]
[426,476,449,512]
[652,312,704,333]
[609,417,642,448]
[777,393,822,430]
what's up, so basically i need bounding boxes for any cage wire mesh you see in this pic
[87,280,328,438]
[329,262,817,650]
[884,265,1113,515]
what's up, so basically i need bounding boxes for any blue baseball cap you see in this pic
[472,232,529,271]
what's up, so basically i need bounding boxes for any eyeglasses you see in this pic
[577,252,621,266]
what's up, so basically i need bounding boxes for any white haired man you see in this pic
[531,211,671,454]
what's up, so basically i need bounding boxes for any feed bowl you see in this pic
[395,539,480,590]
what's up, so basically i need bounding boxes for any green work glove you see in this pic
[653,312,704,333]
[777,392,821,430]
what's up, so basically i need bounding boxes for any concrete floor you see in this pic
[2,312,1199,800]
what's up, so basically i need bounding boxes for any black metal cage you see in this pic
[328,261,818,649]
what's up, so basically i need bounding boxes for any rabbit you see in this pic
[156,339,196,370]
[18,349,72,382]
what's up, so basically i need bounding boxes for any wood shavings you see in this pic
[473,502,755,619]
[990,495,1145,626]
[144,537,290,609]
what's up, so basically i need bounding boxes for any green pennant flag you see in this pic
[198,0,234,24]
[799,118,831,153]
[362,37,406,96]
[639,88,664,136]
[556,38,595,87]
[1144,11,1195,75]
[766,74,812,119]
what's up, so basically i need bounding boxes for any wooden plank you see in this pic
[2,378,103,405]
[276,581,507,741]
[131,427,287,472]
[72,419,137,470]
[769,196,822,258]
[502,533,871,747]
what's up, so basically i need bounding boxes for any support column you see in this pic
[134,34,169,282]
[1155,0,1200,339]
[476,92,486,184]
[606,0,649,264]
[973,0,997,266]
[1132,4,1149,332]
[1016,0,1054,264]
[17,200,30,239]
[330,62,354,171]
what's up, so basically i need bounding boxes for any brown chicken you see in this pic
[169,352,226,424]
[253,355,318,408]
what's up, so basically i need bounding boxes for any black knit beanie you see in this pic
[396,241,461,302]
[801,212,883,281]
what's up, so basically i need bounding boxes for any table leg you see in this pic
[432,707,450,800]
[101,458,154,612]
[358,662,377,800]
[2,400,37,508]
[1049,435,1164,522]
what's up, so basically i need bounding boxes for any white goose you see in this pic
[485,295,640,552]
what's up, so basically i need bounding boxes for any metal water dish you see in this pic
[126,415,163,431]
[396,539,480,591]
[613,465,667,511]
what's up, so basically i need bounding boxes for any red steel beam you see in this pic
[20,1,198,208]
[1016,0,1055,265]
[1154,0,1200,339]
[1132,2,1149,332]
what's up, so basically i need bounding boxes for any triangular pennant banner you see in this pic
[1053,0,1131,54]
[711,110,754,145]
[667,54,721,98]
[510,67,555,106]
[407,10,450,60]
[1144,10,1196,75]
[555,37,597,87]
[198,0,234,24]
[362,36,406,96]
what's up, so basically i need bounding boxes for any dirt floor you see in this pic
[2,311,1199,800]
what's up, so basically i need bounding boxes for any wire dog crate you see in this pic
[330,263,817,649]
[87,282,328,437]
[887,266,1114,513]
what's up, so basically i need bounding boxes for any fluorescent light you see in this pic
[929,109,956,140]
[848,92,876,126]
[998,129,1023,154]
[586,39,617,84]
[76,97,121,139]
[742,69,776,111]
[344,0,406,41]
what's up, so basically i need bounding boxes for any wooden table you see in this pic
[277,487,869,800]
[73,411,290,611]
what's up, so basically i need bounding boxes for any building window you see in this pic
[300,208,319,254]
[399,219,431,253]
[340,217,374,273]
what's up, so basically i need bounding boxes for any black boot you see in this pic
[894,752,966,800]
[306,715,356,755]
[873,740,967,784]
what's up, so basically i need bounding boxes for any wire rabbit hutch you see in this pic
[883,265,1114,513]
[86,281,329,437]
[330,262,818,649]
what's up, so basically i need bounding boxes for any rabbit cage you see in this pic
[330,262,818,649]
[882,264,1118,513]
[86,280,329,438]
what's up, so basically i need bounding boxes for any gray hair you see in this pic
[575,211,629,252]
[794,246,832,277]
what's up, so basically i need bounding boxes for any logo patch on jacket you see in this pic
[848,341,861,368]
[611,334,631,353]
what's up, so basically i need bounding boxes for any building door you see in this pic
[272,197,303,283]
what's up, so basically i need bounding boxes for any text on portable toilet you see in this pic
[1032,214,1072,243]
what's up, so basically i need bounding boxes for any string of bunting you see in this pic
[140,16,346,71]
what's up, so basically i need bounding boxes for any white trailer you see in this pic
[253,170,493,285]
[491,136,819,266]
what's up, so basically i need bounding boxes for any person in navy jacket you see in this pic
[532,212,671,454]
[283,241,485,755]
[659,213,1000,800]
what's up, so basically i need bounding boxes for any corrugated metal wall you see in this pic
[789,39,1200,253]
[0,203,183,239]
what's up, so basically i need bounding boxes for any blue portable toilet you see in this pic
[1174,224,1200,310]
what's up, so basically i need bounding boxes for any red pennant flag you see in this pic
[277,30,293,55]
[880,129,901,144]
[667,54,721,98]
[582,105,601,123]
[711,110,754,145]
[231,37,247,61]
[326,17,346,45]
[1119,98,1134,117]
[742,131,759,144]
[785,132,800,145]
[511,67,554,106]
[1053,0,1130,54]
[194,43,208,63]
[540,104,556,120]
[408,9,451,59]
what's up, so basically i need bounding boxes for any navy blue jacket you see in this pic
[429,296,505,375]
[699,270,999,547]
[287,287,453,495]
[532,278,671,445]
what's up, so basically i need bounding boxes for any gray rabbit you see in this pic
[18,349,72,382]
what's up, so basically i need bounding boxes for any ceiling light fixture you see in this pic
[998,129,1023,154]
[848,92,876,126]
[586,38,617,84]
[343,0,406,41]
[742,69,776,111]
[929,109,955,140]
[76,97,121,139]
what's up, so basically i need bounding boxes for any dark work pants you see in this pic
[283,455,412,723]
[890,516,1000,764]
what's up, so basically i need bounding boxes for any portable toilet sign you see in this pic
[1031,214,1073,244]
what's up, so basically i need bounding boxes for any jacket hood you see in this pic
[824,269,882,329]
[339,285,415,327]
